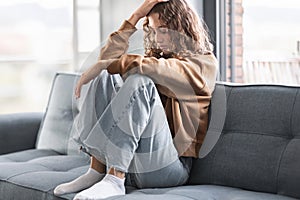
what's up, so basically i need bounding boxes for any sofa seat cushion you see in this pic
[0,149,89,200]
[109,185,298,200]
[1,149,298,200]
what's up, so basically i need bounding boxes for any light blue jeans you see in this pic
[77,70,192,188]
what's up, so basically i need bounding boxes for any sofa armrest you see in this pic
[0,112,44,155]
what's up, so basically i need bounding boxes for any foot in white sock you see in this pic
[54,168,104,196]
[73,174,125,200]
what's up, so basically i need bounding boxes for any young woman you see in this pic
[54,0,218,199]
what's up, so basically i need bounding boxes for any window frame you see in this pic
[203,0,227,82]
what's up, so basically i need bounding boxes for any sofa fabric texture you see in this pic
[36,73,80,155]
[0,112,42,155]
[189,84,300,198]
[0,72,299,200]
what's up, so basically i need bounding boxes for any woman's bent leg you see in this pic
[128,92,193,188]
[81,74,177,172]
[75,74,191,199]
[72,70,123,146]
[75,74,159,199]
[54,71,123,196]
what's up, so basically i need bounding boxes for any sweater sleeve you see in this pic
[106,53,218,100]
[98,20,137,60]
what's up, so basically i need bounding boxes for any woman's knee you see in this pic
[124,74,155,88]
[122,74,159,103]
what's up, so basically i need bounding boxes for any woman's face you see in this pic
[148,13,172,52]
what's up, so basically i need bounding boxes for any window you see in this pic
[0,0,73,114]
[0,0,204,114]
[73,0,100,69]
[74,0,204,71]
[224,0,300,85]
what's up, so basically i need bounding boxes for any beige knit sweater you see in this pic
[99,20,218,158]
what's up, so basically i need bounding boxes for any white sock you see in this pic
[73,174,125,200]
[54,168,104,196]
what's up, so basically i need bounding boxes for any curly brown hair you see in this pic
[143,0,213,58]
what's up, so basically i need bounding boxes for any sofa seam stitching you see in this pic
[211,86,232,184]
[275,138,291,195]
[275,89,299,194]
[222,130,295,139]
[289,89,299,137]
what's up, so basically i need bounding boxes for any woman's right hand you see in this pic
[128,0,169,26]
[75,72,93,99]
[75,61,108,99]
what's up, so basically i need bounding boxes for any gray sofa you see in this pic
[0,72,299,200]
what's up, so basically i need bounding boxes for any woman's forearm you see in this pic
[75,59,116,98]
[84,59,115,79]
[81,60,115,87]
[127,14,141,27]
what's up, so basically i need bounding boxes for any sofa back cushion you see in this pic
[36,73,80,155]
[189,83,300,199]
